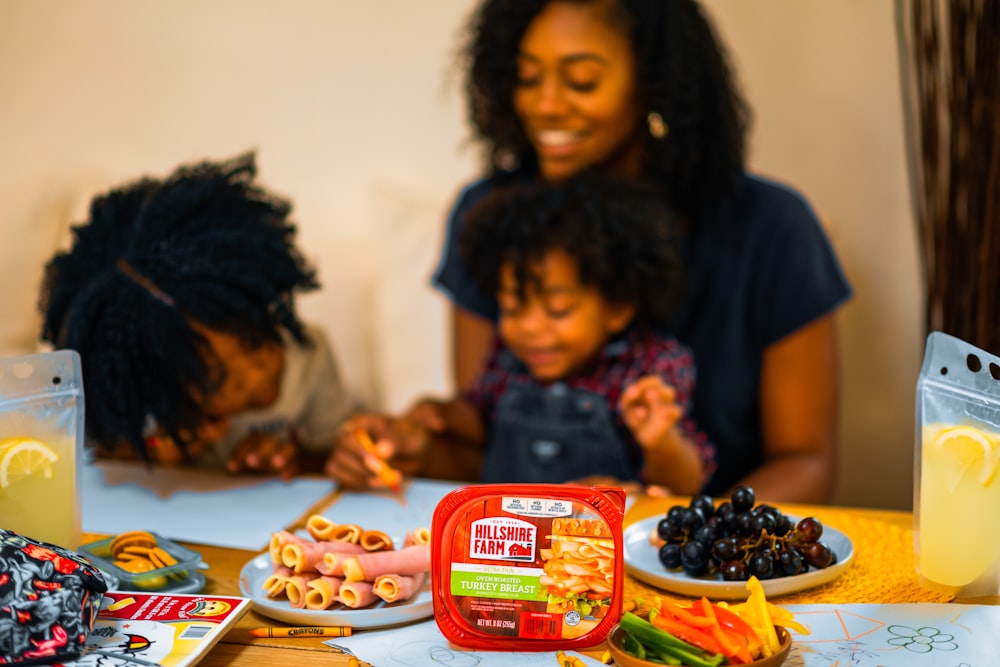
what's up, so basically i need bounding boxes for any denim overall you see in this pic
[480,344,639,484]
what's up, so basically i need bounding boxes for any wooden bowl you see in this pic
[607,621,792,667]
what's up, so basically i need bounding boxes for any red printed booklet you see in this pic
[65,591,252,667]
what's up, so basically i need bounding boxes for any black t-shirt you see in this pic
[432,172,852,494]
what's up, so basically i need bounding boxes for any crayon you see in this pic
[348,658,361,667]
[249,626,352,638]
[355,428,402,493]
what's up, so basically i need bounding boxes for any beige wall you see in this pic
[0,1,921,508]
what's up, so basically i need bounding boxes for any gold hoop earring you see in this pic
[647,111,668,139]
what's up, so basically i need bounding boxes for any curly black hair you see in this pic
[38,152,319,460]
[459,171,684,331]
[461,0,750,220]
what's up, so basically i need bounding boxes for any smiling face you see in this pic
[514,0,646,181]
[498,248,635,381]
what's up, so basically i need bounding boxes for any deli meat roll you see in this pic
[373,571,426,603]
[341,544,431,582]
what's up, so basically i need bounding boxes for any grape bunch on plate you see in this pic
[655,485,835,581]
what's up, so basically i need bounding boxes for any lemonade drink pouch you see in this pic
[915,332,1000,597]
[0,351,84,549]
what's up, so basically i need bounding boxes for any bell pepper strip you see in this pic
[744,576,780,656]
[619,612,726,667]
[764,601,811,635]
[699,597,754,664]
[657,598,715,628]
[689,599,762,660]
[650,613,726,655]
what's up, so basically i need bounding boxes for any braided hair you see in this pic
[459,171,684,331]
[461,0,750,220]
[39,152,319,459]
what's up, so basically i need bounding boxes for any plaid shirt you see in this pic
[463,328,716,485]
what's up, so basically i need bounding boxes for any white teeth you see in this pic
[535,130,579,147]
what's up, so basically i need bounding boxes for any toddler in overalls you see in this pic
[328,172,715,495]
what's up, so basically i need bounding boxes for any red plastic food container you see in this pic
[431,483,626,651]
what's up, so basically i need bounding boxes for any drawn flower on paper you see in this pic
[886,625,958,653]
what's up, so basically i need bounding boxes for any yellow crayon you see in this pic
[356,428,402,493]
[249,626,352,638]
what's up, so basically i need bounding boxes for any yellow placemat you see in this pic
[624,507,954,606]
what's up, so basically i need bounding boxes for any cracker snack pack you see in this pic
[431,484,625,651]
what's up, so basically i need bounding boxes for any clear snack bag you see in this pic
[0,350,85,549]
[914,331,1000,597]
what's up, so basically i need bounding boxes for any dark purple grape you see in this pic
[666,505,686,524]
[720,560,749,581]
[803,542,833,569]
[692,524,716,549]
[690,494,716,520]
[736,512,755,536]
[657,518,683,542]
[731,485,755,513]
[711,536,740,562]
[748,552,775,579]
[751,512,776,535]
[679,507,707,531]
[658,543,682,569]
[795,517,824,543]
[774,515,794,537]
[778,547,805,575]
[680,540,709,576]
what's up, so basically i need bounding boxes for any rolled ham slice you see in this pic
[304,575,344,610]
[359,529,394,552]
[329,524,363,544]
[305,514,338,541]
[341,544,431,582]
[338,581,378,608]
[373,571,426,603]
[404,527,431,547]
[262,565,292,598]
[269,530,308,563]
[281,539,366,573]
[284,573,319,609]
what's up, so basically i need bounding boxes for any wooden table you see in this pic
[95,492,997,666]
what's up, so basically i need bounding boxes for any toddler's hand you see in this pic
[226,431,299,480]
[619,375,684,450]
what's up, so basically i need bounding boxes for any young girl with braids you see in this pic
[39,153,352,477]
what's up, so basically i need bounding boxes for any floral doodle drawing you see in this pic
[886,625,959,653]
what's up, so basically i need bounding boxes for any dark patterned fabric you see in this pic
[0,529,107,665]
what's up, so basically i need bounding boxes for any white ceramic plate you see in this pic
[623,515,854,599]
[239,552,433,628]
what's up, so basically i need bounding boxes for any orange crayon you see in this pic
[356,429,402,493]
[249,626,352,638]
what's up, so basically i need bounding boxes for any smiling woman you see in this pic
[430,0,852,503]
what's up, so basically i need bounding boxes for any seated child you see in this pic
[39,153,353,476]
[326,172,715,494]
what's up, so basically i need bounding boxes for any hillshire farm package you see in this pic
[431,484,625,651]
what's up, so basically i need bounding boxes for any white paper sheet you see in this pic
[328,604,1000,667]
[326,619,605,666]
[81,461,334,550]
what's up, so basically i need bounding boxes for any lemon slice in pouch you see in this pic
[932,425,999,490]
[0,438,60,489]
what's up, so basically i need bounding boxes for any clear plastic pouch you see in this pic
[0,350,85,549]
[914,331,1000,597]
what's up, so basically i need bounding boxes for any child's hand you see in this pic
[226,431,299,480]
[619,375,684,450]
[325,414,431,490]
